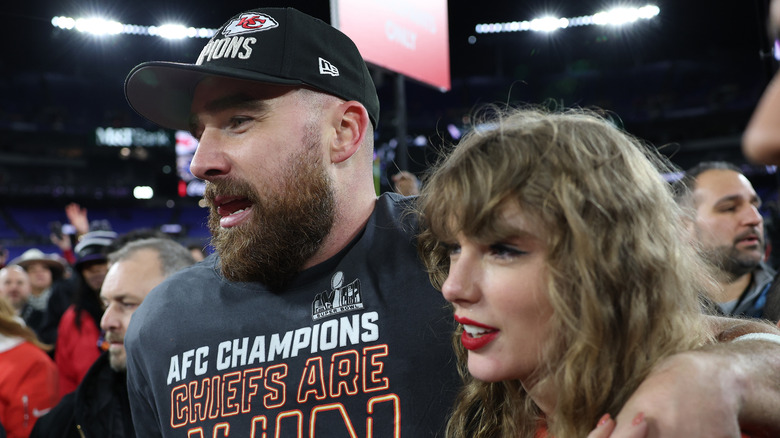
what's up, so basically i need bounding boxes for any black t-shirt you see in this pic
[126,193,459,437]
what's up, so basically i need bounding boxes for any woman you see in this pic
[416,107,761,437]
[0,296,59,438]
[55,230,116,396]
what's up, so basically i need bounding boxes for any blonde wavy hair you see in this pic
[0,297,52,351]
[417,107,715,437]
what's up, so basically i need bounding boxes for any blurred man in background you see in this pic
[677,161,780,322]
[31,238,194,437]
[0,266,31,316]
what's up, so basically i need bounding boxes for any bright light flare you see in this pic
[151,24,189,39]
[51,16,76,30]
[75,17,123,35]
[51,15,217,39]
[638,5,661,19]
[475,4,659,34]
[530,17,569,32]
[133,186,154,200]
[594,7,644,26]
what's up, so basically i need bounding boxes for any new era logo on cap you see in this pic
[319,58,339,77]
[223,13,279,36]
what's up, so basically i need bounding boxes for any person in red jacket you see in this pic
[55,231,116,396]
[0,297,59,437]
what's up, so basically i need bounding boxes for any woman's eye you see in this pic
[489,243,525,259]
[442,243,461,257]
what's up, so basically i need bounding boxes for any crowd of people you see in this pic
[1,4,780,438]
[0,206,203,437]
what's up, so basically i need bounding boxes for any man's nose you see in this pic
[190,130,231,180]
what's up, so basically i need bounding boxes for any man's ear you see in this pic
[331,101,370,164]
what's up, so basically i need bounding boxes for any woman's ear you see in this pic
[331,101,370,164]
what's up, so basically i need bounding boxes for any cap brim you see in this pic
[15,259,65,275]
[74,253,108,270]
[125,62,306,131]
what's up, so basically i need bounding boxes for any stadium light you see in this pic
[133,186,154,200]
[75,17,123,35]
[475,4,659,34]
[530,17,569,32]
[150,24,190,40]
[51,15,217,39]
[593,5,660,26]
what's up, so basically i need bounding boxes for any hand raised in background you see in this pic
[64,202,89,236]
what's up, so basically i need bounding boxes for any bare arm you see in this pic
[743,74,780,165]
[606,316,780,437]
[743,0,780,164]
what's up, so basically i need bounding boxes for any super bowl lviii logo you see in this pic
[312,272,363,320]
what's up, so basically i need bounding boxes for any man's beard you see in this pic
[105,332,126,372]
[699,231,764,281]
[205,130,336,290]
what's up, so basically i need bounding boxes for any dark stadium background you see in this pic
[1,0,777,259]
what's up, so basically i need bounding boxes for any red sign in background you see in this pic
[332,0,451,91]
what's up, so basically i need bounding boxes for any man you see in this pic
[7,249,66,338]
[391,170,421,196]
[123,7,780,437]
[677,161,779,320]
[0,265,31,316]
[30,238,195,437]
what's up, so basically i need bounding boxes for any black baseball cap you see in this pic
[74,230,117,271]
[125,7,379,130]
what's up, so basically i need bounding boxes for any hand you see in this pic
[588,413,647,438]
[392,171,420,196]
[607,352,741,438]
[65,202,90,235]
[50,232,72,251]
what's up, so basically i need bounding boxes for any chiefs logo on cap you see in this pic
[222,13,279,36]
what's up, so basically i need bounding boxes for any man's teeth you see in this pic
[230,208,247,216]
[463,324,491,337]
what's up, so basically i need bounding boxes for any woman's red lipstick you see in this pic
[454,315,499,351]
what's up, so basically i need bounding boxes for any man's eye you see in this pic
[229,117,251,129]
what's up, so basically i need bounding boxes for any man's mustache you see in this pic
[733,228,764,246]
